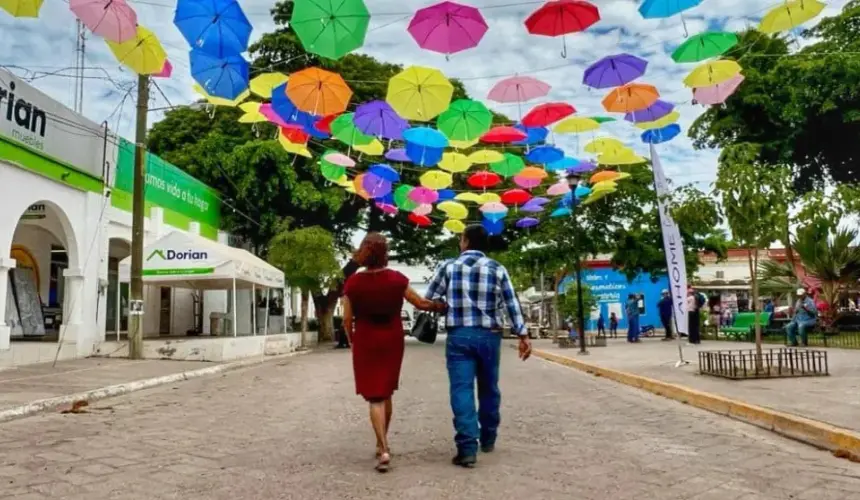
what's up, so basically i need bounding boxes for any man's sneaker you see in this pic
[452,454,477,468]
[481,444,495,453]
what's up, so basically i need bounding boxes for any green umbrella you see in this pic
[394,185,418,211]
[290,0,371,60]
[671,32,738,63]
[590,116,616,123]
[331,113,374,146]
[319,160,346,183]
[490,153,525,178]
[436,99,493,141]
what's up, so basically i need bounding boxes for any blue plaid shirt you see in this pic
[425,251,527,336]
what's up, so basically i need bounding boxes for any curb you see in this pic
[0,350,310,424]
[532,348,860,461]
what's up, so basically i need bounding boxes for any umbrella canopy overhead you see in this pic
[693,74,745,105]
[387,66,454,121]
[290,0,370,60]
[436,99,493,141]
[0,0,43,16]
[174,0,252,58]
[602,83,659,113]
[641,123,681,144]
[408,1,488,56]
[438,152,472,172]
[249,72,288,98]
[106,25,167,75]
[638,0,703,18]
[70,0,137,43]
[522,102,576,127]
[583,53,647,89]
[288,67,353,115]
[444,220,466,233]
[354,100,408,140]
[683,60,742,88]
[481,126,527,143]
[490,153,526,177]
[190,50,250,100]
[554,116,599,134]
[671,31,738,63]
[404,127,449,148]
[525,0,600,57]
[759,0,825,34]
[487,76,551,103]
[624,99,674,123]
[635,110,680,130]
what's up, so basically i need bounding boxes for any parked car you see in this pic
[402,311,413,334]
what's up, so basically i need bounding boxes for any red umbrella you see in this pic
[522,102,576,127]
[501,189,532,206]
[315,113,340,134]
[408,213,432,227]
[468,171,502,188]
[525,0,600,58]
[481,126,527,143]
[280,125,310,144]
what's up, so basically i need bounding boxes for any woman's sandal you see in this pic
[375,452,391,473]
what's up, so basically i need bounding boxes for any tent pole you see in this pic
[252,283,257,336]
[264,287,270,336]
[115,279,121,342]
[232,278,237,337]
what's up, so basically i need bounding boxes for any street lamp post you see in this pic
[566,171,588,355]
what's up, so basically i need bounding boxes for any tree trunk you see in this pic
[313,294,335,343]
[300,289,309,348]
[748,248,763,369]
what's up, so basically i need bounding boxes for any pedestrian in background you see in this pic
[658,289,674,341]
[687,288,702,345]
[609,312,618,338]
[597,312,606,337]
[425,225,531,469]
[626,294,640,343]
[786,288,818,347]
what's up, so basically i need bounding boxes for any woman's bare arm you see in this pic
[405,287,444,312]
[343,297,354,341]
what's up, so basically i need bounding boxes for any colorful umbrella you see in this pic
[249,72,288,98]
[190,50,249,100]
[584,137,625,155]
[468,149,505,164]
[519,166,549,181]
[259,103,290,127]
[574,185,591,198]
[394,185,419,211]
[444,219,467,233]
[481,126,527,143]
[438,152,472,173]
[408,1,488,56]
[602,83,659,113]
[330,113,374,146]
[525,145,564,164]
[413,203,433,217]
[403,126,449,148]
[409,186,440,204]
[522,102,575,127]
[436,99,493,141]
[477,193,501,204]
[320,161,346,183]
[487,75,551,103]
[468,171,502,188]
[554,116,599,134]
[490,153,526,177]
[639,0,702,18]
[482,217,504,235]
[455,192,482,203]
[368,164,400,182]
[106,25,167,75]
[376,202,399,215]
[354,100,407,140]
[385,148,411,162]
[290,0,370,60]
[759,0,825,34]
[362,175,393,198]
[387,66,453,121]
[438,189,456,201]
[154,59,173,78]
[516,217,540,229]
[590,171,620,183]
[315,113,339,134]
[546,182,570,196]
[70,0,137,43]
[524,0,600,58]
[238,101,265,123]
[590,116,616,123]
[683,60,742,88]
[513,124,549,145]
[420,170,453,190]
[671,31,738,63]
[624,99,674,123]
[409,213,432,227]
[449,138,480,149]
[550,207,571,217]
[406,143,444,167]
[481,202,509,222]
[583,53,647,89]
[514,175,544,189]
[567,160,597,174]
[546,157,579,172]
[279,124,310,145]
[502,189,532,206]
[438,201,469,220]
[322,151,355,167]
[641,124,681,144]
[355,139,385,156]
[635,110,680,130]
[522,197,550,212]
[693,74,744,105]
[174,0,252,57]
[0,0,42,16]
[288,67,352,115]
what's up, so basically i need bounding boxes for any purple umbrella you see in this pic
[624,99,674,123]
[385,148,411,162]
[408,1,488,56]
[521,196,550,213]
[354,100,408,140]
[567,161,597,175]
[583,53,648,89]
[362,174,393,198]
[516,217,540,228]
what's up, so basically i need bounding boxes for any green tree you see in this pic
[558,284,596,332]
[714,143,791,361]
[268,224,342,343]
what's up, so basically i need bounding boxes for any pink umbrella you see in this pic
[70,0,138,43]
[693,74,745,106]
[412,203,433,216]
[408,1,488,57]
[260,103,290,128]
[409,187,440,204]
[546,182,570,195]
[323,151,356,167]
[153,59,173,79]
[514,175,543,189]
[487,76,551,103]
[376,202,398,215]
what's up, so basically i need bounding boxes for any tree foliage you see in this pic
[558,284,597,329]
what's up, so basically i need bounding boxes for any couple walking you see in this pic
[342,225,531,472]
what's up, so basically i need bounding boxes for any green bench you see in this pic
[722,312,772,341]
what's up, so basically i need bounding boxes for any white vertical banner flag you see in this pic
[650,144,688,336]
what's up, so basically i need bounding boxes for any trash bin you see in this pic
[210,312,227,336]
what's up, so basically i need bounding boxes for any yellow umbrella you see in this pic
[455,192,482,203]
[420,170,453,190]
[444,219,466,233]
[759,0,825,34]
[278,134,312,158]
[591,180,618,192]
[468,149,505,164]
[106,25,167,75]
[635,111,680,130]
[584,137,626,155]
[581,190,612,205]
[249,72,289,98]
[554,117,600,134]
[438,201,469,220]
[683,60,742,88]
[599,151,646,165]
[438,152,472,173]
[386,66,454,121]
[477,192,501,204]
[449,138,480,149]
[238,102,266,123]
[336,175,351,187]
[354,139,384,156]
[193,84,250,107]
[0,0,42,17]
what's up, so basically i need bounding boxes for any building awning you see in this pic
[118,231,284,290]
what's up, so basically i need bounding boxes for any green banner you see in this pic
[114,138,221,230]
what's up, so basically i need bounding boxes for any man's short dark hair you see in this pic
[462,224,489,252]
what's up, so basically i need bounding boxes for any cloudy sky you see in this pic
[0,0,849,190]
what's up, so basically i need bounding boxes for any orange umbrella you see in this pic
[590,170,620,183]
[287,67,353,116]
[602,83,659,113]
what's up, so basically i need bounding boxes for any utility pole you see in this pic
[129,74,150,359]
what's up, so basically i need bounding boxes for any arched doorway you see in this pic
[105,238,130,340]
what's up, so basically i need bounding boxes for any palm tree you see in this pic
[757,259,799,306]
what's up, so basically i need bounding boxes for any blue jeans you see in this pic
[446,327,501,456]
[627,316,640,342]
[786,319,816,345]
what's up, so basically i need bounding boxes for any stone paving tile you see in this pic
[0,338,859,499]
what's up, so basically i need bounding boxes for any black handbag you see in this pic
[411,312,438,344]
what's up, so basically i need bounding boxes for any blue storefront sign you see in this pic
[558,268,669,331]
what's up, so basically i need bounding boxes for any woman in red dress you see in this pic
[343,233,444,472]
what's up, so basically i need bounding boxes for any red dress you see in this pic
[344,269,409,401]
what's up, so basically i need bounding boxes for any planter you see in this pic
[698,348,829,380]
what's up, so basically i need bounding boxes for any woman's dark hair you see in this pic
[355,232,388,269]
[462,224,489,252]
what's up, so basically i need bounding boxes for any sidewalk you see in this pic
[539,338,860,434]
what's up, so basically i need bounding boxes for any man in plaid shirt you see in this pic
[425,225,531,468]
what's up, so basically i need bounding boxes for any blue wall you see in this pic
[559,268,669,330]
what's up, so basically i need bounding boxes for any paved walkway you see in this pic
[542,338,860,433]
[1,338,859,499]
[0,358,220,412]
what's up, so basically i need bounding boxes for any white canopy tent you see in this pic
[118,231,286,336]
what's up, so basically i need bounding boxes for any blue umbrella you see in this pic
[376,192,395,204]
[437,189,456,201]
[525,145,564,164]
[641,124,681,144]
[270,83,327,138]
[189,49,249,100]
[550,207,571,218]
[405,143,444,167]
[513,123,548,145]
[384,148,411,163]
[403,127,449,148]
[482,217,504,236]
[559,191,574,208]
[174,0,253,57]
[546,156,580,172]
[574,185,592,198]
[368,164,400,182]
[638,0,703,18]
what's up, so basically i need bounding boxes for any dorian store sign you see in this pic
[0,68,107,179]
